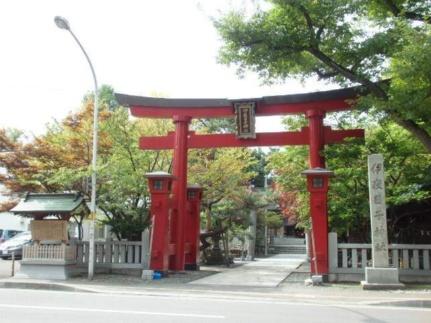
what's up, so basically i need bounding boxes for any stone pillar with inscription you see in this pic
[361,154,404,290]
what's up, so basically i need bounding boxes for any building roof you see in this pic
[10,192,89,217]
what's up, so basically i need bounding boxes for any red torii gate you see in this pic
[116,86,365,277]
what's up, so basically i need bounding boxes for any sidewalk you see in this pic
[0,254,430,307]
[190,253,306,287]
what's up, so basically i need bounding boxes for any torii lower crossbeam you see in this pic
[139,127,364,150]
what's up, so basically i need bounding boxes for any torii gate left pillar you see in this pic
[170,116,191,271]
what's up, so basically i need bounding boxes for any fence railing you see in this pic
[22,230,150,270]
[328,232,431,281]
[23,244,76,265]
[74,231,150,269]
[75,239,147,269]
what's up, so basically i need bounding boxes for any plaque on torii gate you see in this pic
[116,86,365,275]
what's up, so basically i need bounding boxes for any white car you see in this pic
[0,231,31,259]
[0,229,23,244]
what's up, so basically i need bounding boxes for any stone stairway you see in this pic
[270,237,307,255]
[271,244,306,254]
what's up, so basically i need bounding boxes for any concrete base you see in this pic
[141,270,154,280]
[305,275,324,286]
[329,273,363,283]
[361,267,405,290]
[15,263,77,280]
[361,282,405,290]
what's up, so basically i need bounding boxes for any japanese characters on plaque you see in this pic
[234,102,256,139]
[367,154,389,268]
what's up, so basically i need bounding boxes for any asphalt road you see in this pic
[0,288,429,323]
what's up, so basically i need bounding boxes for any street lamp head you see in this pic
[54,16,70,30]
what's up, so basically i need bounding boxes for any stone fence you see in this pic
[328,232,431,283]
[74,231,150,271]
[23,244,76,265]
[19,231,150,279]
[75,240,147,269]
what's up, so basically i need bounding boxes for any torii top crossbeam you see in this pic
[116,86,364,119]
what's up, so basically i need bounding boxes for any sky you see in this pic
[0,0,334,136]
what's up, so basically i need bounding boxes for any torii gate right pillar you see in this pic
[305,109,330,276]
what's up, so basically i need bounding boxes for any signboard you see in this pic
[30,220,69,242]
[234,102,256,139]
[367,154,389,268]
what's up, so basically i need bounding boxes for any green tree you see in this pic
[268,116,431,242]
[0,86,174,240]
[95,109,173,240]
[208,186,280,259]
[215,0,431,151]
[188,147,257,231]
[248,148,269,188]
[267,144,310,229]
[326,121,431,241]
[2,86,263,241]
[48,92,173,241]
[189,117,258,231]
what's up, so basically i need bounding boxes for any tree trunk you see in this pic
[222,230,230,266]
[246,209,257,261]
[309,48,431,153]
[205,206,212,231]
[394,118,431,153]
[264,224,268,256]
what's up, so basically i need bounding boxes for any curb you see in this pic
[1,280,430,309]
[1,273,431,310]
[0,281,95,293]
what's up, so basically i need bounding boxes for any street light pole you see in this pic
[54,16,98,280]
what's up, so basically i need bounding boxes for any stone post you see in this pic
[141,229,150,269]
[328,232,338,272]
[361,154,404,289]
[305,231,311,261]
[105,237,112,265]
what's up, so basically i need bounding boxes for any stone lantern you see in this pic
[301,167,334,278]
[145,172,175,273]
